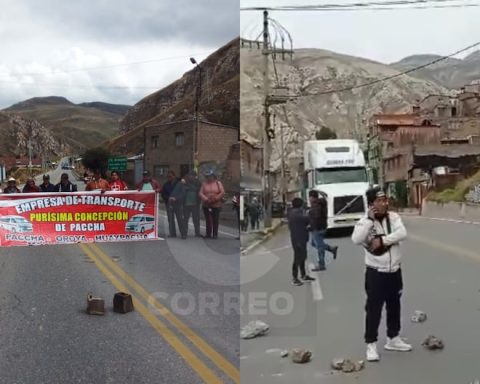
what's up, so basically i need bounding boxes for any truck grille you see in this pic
[333,195,364,215]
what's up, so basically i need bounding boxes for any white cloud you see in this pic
[0,0,238,108]
[240,0,480,63]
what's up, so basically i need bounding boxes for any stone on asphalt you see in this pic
[411,310,427,323]
[331,358,345,370]
[290,348,312,363]
[241,320,270,339]
[341,359,356,373]
[422,335,445,350]
[280,350,289,358]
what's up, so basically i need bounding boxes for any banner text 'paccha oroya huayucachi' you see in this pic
[0,191,158,247]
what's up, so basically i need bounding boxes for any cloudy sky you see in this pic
[0,0,239,108]
[241,0,480,64]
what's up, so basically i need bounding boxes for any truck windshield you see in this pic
[316,167,367,184]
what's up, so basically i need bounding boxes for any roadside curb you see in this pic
[241,219,285,255]
[406,215,480,226]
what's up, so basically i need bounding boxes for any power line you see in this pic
[0,52,212,77]
[241,0,477,11]
[301,40,480,97]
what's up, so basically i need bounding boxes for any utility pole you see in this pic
[280,122,286,205]
[28,137,33,177]
[262,10,272,228]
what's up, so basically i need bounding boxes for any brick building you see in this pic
[144,119,239,186]
[239,133,262,193]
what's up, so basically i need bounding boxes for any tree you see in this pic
[315,126,337,140]
[81,147,110,176]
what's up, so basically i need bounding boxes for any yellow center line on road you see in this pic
[83,243,240,384]
[79,243,226,384]
[409,234,480,262]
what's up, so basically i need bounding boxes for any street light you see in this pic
[190,57,202,172]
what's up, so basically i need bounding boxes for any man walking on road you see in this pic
[308,190,338,271]
[288,197,315,286]
[351,186,412,362]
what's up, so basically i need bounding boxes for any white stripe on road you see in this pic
[308,263,323,301]
[405,216,480,226]
[158,213,238,238]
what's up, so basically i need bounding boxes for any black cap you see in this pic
[366,186,386,205]
[143,170,150,176]
[43,174,50,179]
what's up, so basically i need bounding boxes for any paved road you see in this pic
[0,208,240,383]
[240,216,480,384]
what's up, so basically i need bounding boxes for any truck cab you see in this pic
[303,139,370,230]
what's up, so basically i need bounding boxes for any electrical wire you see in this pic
[241,0,477,11]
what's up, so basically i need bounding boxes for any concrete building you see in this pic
[144,119,239,186]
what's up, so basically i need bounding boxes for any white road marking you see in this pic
[254,245,291,255]
[406,216,480,226]
[308,263,324,301]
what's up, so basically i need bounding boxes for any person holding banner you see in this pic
[199,170,225,239]
[40,174,56,192]
[55,173,77,192]
[109,171,128,191]
[22,177,40,193]
[86,170,110,192]
[3,177,20,194]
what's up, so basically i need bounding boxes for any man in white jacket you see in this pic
[351,186,412,362]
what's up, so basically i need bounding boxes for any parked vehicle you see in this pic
[124,214,156,233]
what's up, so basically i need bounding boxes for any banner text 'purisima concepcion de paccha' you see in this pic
[0,191,158,247]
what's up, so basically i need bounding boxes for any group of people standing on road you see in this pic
[161,169,225,239]
[287,185,411,363]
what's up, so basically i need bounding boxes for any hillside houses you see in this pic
[367,81,480,207]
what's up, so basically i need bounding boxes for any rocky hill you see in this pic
[241,47,449,171]
[391,51,480,89]
[4,97,129,154]
[0,111,64,158]
[109,38,239,153]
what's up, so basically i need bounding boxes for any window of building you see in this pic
[154,165,169,178]
[175,132,185,146]
[452,107,457,117]
[152,135,159,149]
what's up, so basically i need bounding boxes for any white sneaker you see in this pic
[384,336,412,352]
[366,343,380,361]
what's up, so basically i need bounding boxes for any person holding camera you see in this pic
[351,186,411,362]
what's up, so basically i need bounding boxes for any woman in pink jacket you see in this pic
[199,170,225,239]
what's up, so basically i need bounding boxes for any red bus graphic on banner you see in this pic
[0,191,158,247]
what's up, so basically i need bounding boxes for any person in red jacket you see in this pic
[22,177,41,193]
[109,171,128,191]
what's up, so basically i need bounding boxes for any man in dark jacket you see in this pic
[288,197,316,286]
[162,171,180,237]
[55,173,77,192]
[309,190,338,271]
[40,174,56,192]
[183,171,201,237]
[169,176,187,239]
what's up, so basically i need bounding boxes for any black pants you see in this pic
[203,207,220,238]
[184,205,200,236]
[364,267,403,344]
[251,215,259,230]
[167,203,186,237]
[292,243,307,279]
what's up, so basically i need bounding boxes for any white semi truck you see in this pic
[303,139,370,230]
